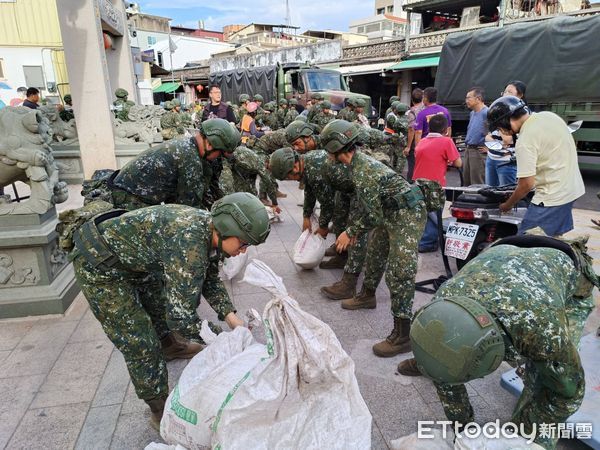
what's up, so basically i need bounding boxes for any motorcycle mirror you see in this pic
[484,141,503,151]
[568,120,583,133]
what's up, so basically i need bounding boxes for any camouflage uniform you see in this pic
[312,110,335,131]
[307,103,322,124]
[255,106,266,128]
[160,111,184,140]
[384,112,408,173]
[302,150,337,229]
[110,137,221,210]
[283,108,299,127]
[345,152,426,318]
[357,127,393,167]
[337,107,357,123]
[275,106,288,130]
[432,244,598,450]
[250,129,289,157]
[219,146,278,205]
[72,205,234,401]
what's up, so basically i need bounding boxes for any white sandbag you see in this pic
[161,260,371,450]
[390,429,545,450]
[292,215,327,269]
[221,251,249,280]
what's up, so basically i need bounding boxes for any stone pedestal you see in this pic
[52,144,84,184]
[0,208,80,318]
[115,143,151,167]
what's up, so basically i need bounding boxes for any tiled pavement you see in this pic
[0,181,598,449]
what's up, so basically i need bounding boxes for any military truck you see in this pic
[209,63,375,119]
[435,14,600,158]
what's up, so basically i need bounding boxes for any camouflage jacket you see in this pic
[263,112,279,130]
[338,108,358,123]
[432,244,591,427]
[345,151,413,237]
[275,108,288,129]
[323,155,354,194]
[307,104,322,123]
[385,111,408,135]
[303,150,336,229]
[255,107,266,127]
[98,204,234,331]
[312,111,335,131]
[251,129,289,156]
[283,109,299,127]
[112,137,220,209]
[219,146,278,205]
[160,111,184,133]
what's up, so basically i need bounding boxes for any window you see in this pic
[366,23,381,33]
[157,52,163,67]
[23,66,45,89]
[377,7,385,14]
[305,71,342,91]
[147,36,157,45]
[357,26,365,33]
[382,21,393,30]
[387,5,394,12]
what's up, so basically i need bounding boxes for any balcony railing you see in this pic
[408,22,498,50]
[343,38,406,61]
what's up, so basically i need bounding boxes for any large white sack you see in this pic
[221,251,248,280]
[391,430,545,450]
[292,215,326,269]
[161,260,372,450]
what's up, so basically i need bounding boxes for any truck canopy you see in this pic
[435,14,600,105]
[209,66,277,104]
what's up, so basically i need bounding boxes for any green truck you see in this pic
[435,14,600,160]
[209,63,375,118]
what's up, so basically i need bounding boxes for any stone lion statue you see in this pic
[113,104,165,144]
[0,107,69,215]
[39,105,79,146]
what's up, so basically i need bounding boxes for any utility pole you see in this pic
[285,0,291,27]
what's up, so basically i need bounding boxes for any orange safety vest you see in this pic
[241,115,253,143]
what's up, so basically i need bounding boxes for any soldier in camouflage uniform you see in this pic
[236,94,250,128]
[275,99,288,130]
[384,95,399,118]
[253,94,265,127]
[71,193,270,430]
[403,236,599,450]
[384,101,409,173]
[262,101,279,130]
[312,100,335,132]
[160,101,185,140]
[113,88,135,121]
[356,126,393,167]
[306,92,324,123]
[337,98,358,122]
[219,145,280,213]
[321,120,427,357]
[284,120,321,153]
[86,118,240,210]
[283,98,299,127]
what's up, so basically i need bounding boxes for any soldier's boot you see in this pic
[341,287,376,310]
[161,332,204,362]
[397,357,422,376]
[320,272,359,300]
[324,243,337,257]
[372,317,411,357]
[318,252,348,269]
[146,396,167,431]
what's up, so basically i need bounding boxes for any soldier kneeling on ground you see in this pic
[70,193,270,430]
[399,234,599,450]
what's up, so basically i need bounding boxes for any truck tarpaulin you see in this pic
[210,66,277,104]
[435,15,600,105]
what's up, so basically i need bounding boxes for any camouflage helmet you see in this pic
[239,94,250,104]
[269,147,298,180]
[200,118,241,153]
[211,192,270,246]
[392,101,409,113]
[354,98,366,108]
[311,92,324,100]
[172,99,181,107]
[164,101,174,111]
[390,95,399,103]
[321,100,332,110]
[411,296,505,385]
[253,94,264,102]
[285,120,316,143]
[278,98,288,106]
[289,98,298,105]
[320,119,360,154]
[263,101,276,112]
[115,88,128,98]
[295,115,307,123]
[346,97,357,107]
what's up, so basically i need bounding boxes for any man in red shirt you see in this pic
[413,114,462,252]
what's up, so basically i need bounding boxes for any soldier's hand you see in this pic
[302,217,312,232]
[224,312,244,329]
[271,205,281,214]
[314,227,329,238]
[336,231,352,252]
[403,146,410,156]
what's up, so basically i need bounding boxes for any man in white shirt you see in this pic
[487,96,585,236]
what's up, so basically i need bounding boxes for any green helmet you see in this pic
[311,92,324,100]
[354,98,366,108]
[279,98,288,106]
[172,99,181,107]
[269,147,297,180]
[411,296,505,385]
[285,120,316,143]
[239,94,250,104]
[390,95,399,103]
[211,192,270,245]
[115,88,128,98]
[200,118,241,152]
[253,94,264,102]
[346,98,357,107]
[320,120,360,154]
[392,101,409,113]
[321,100,332,110]
[164,101,174,111]
[264,101,276,112]
[295,115,307,123]
[289,98,298,105]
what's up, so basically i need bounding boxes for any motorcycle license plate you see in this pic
[444,223,479,260]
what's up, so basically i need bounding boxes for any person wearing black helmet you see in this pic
[488,96,585,236]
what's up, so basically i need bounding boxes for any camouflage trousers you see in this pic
[73,256,175,401]
[362,202,426,318]
[333,192,369,274]
[435,294,594,450]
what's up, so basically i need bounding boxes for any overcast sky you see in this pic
[136,0,374,33]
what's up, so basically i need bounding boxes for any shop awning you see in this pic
[337,62,392,76]
[386,55,440,71]
[153,82,181,93]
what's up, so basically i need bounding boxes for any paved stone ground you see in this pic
[0,181,598,450]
